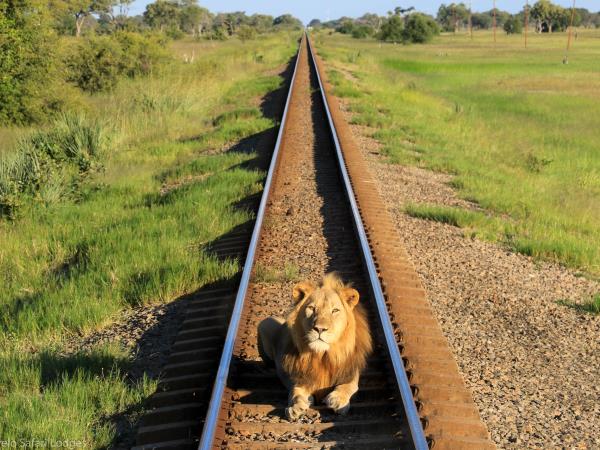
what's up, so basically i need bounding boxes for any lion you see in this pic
[257,273,372,420]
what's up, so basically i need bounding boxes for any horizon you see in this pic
[126,0,598,24]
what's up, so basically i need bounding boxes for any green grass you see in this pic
[558,294,600,315]
[0,32,299,446]
[254,262,300,283]
[315,30,600,276]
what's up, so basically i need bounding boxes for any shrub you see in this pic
[238,25,257,42]
[0,114,108,218]
[66,35,123,93]
[504,16,523,34]
[378,15,404,43]
[66,32,167,93]
[402,13,440,43]
[113,32,168,78]
[352,25,374,39]
[0,1,62,125]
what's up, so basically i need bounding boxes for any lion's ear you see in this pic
[292,281,314,304]
[340,288,360,309]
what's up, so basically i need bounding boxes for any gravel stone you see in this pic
[339,104,600,449]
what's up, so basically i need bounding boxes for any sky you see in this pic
[127,1,598,24]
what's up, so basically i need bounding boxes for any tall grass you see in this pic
[0,32,299,446]
[0,114,107,217]
[316,30,600,276]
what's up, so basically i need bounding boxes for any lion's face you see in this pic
[292,279,359,354]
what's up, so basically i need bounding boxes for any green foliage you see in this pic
[558,294,600,315]
[378,13,439,44]
[316,31,600,274]
[66,32,167,93]
[0,33,300,446]
[273,14,303,29]
[66,35,122,92]
[437,3,470,32]
[0,114,107,217]
[238,24,257,42]
[531,0,572,32]
[378,15,404,42]
[402,13,440,43]
[503,16,523,34]
[0,1,63,125]
[352,25,374,39]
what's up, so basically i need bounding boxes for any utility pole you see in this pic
[469,1,473,40]
[493,0,497,44]
[452,4,457,33]
[566,0,577,52]
[525,0,529,48]
[563,0,577,63]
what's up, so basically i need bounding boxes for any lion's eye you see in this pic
[306,305,315,312]
[332,308,340,314]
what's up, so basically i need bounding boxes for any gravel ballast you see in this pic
[341,112,600,449]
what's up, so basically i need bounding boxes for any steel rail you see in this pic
[306,35,429,450]
[197,36,303,450]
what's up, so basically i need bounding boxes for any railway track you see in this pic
[135,34,495,450]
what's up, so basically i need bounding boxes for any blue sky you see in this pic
[127,1,597,24]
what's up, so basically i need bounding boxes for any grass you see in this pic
[0,32,299,446]
[558,294,600,315]
[315,29,600,276]
[254,262,300,283]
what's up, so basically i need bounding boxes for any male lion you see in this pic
[257,273,372,420]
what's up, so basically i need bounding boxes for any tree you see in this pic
[50,0,115,36]
[0,0,62,124]
[378,14,404,42]
[179,4,212,36]
[249,14,273,33]
[143,0,179,32]
[530,0,568,32]
[471,12,492,29]
[437,3,470,32]
[336,19,356,35]
[352,24,374,39]
[273,14,303,29]
[357,13,383,32]
[308,18,322,28]
[402,13,439,43]
[237,24,256,42]
[503,15,523,34]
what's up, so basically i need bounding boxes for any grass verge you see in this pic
[315,30,600,276]
[0,32,299,446]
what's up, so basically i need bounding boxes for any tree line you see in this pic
[0,0,302,126]
[311,1,600,41]
[46,0,302,39]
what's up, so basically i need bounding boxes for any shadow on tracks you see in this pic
[103,54,298,449]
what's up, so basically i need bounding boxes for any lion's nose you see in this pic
[313,326,328,334]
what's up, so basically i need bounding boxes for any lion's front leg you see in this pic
[285,385,314,421]
[324,370,359,415]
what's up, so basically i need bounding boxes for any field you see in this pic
[315,30,600,278]
[0,33,298,446]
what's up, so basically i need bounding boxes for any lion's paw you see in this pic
[324,390,351,415]
[285,403,309,421]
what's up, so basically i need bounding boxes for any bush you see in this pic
[402,13,440,43]
[238,25,257,42]
[66,35,123,93]
[504,16,523,34]
[378,15,404,43]
[352,25,374,39]
[66,32,167,93]
[0,2,62,125]
[114,32,168,78]
[0,114,108,218]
